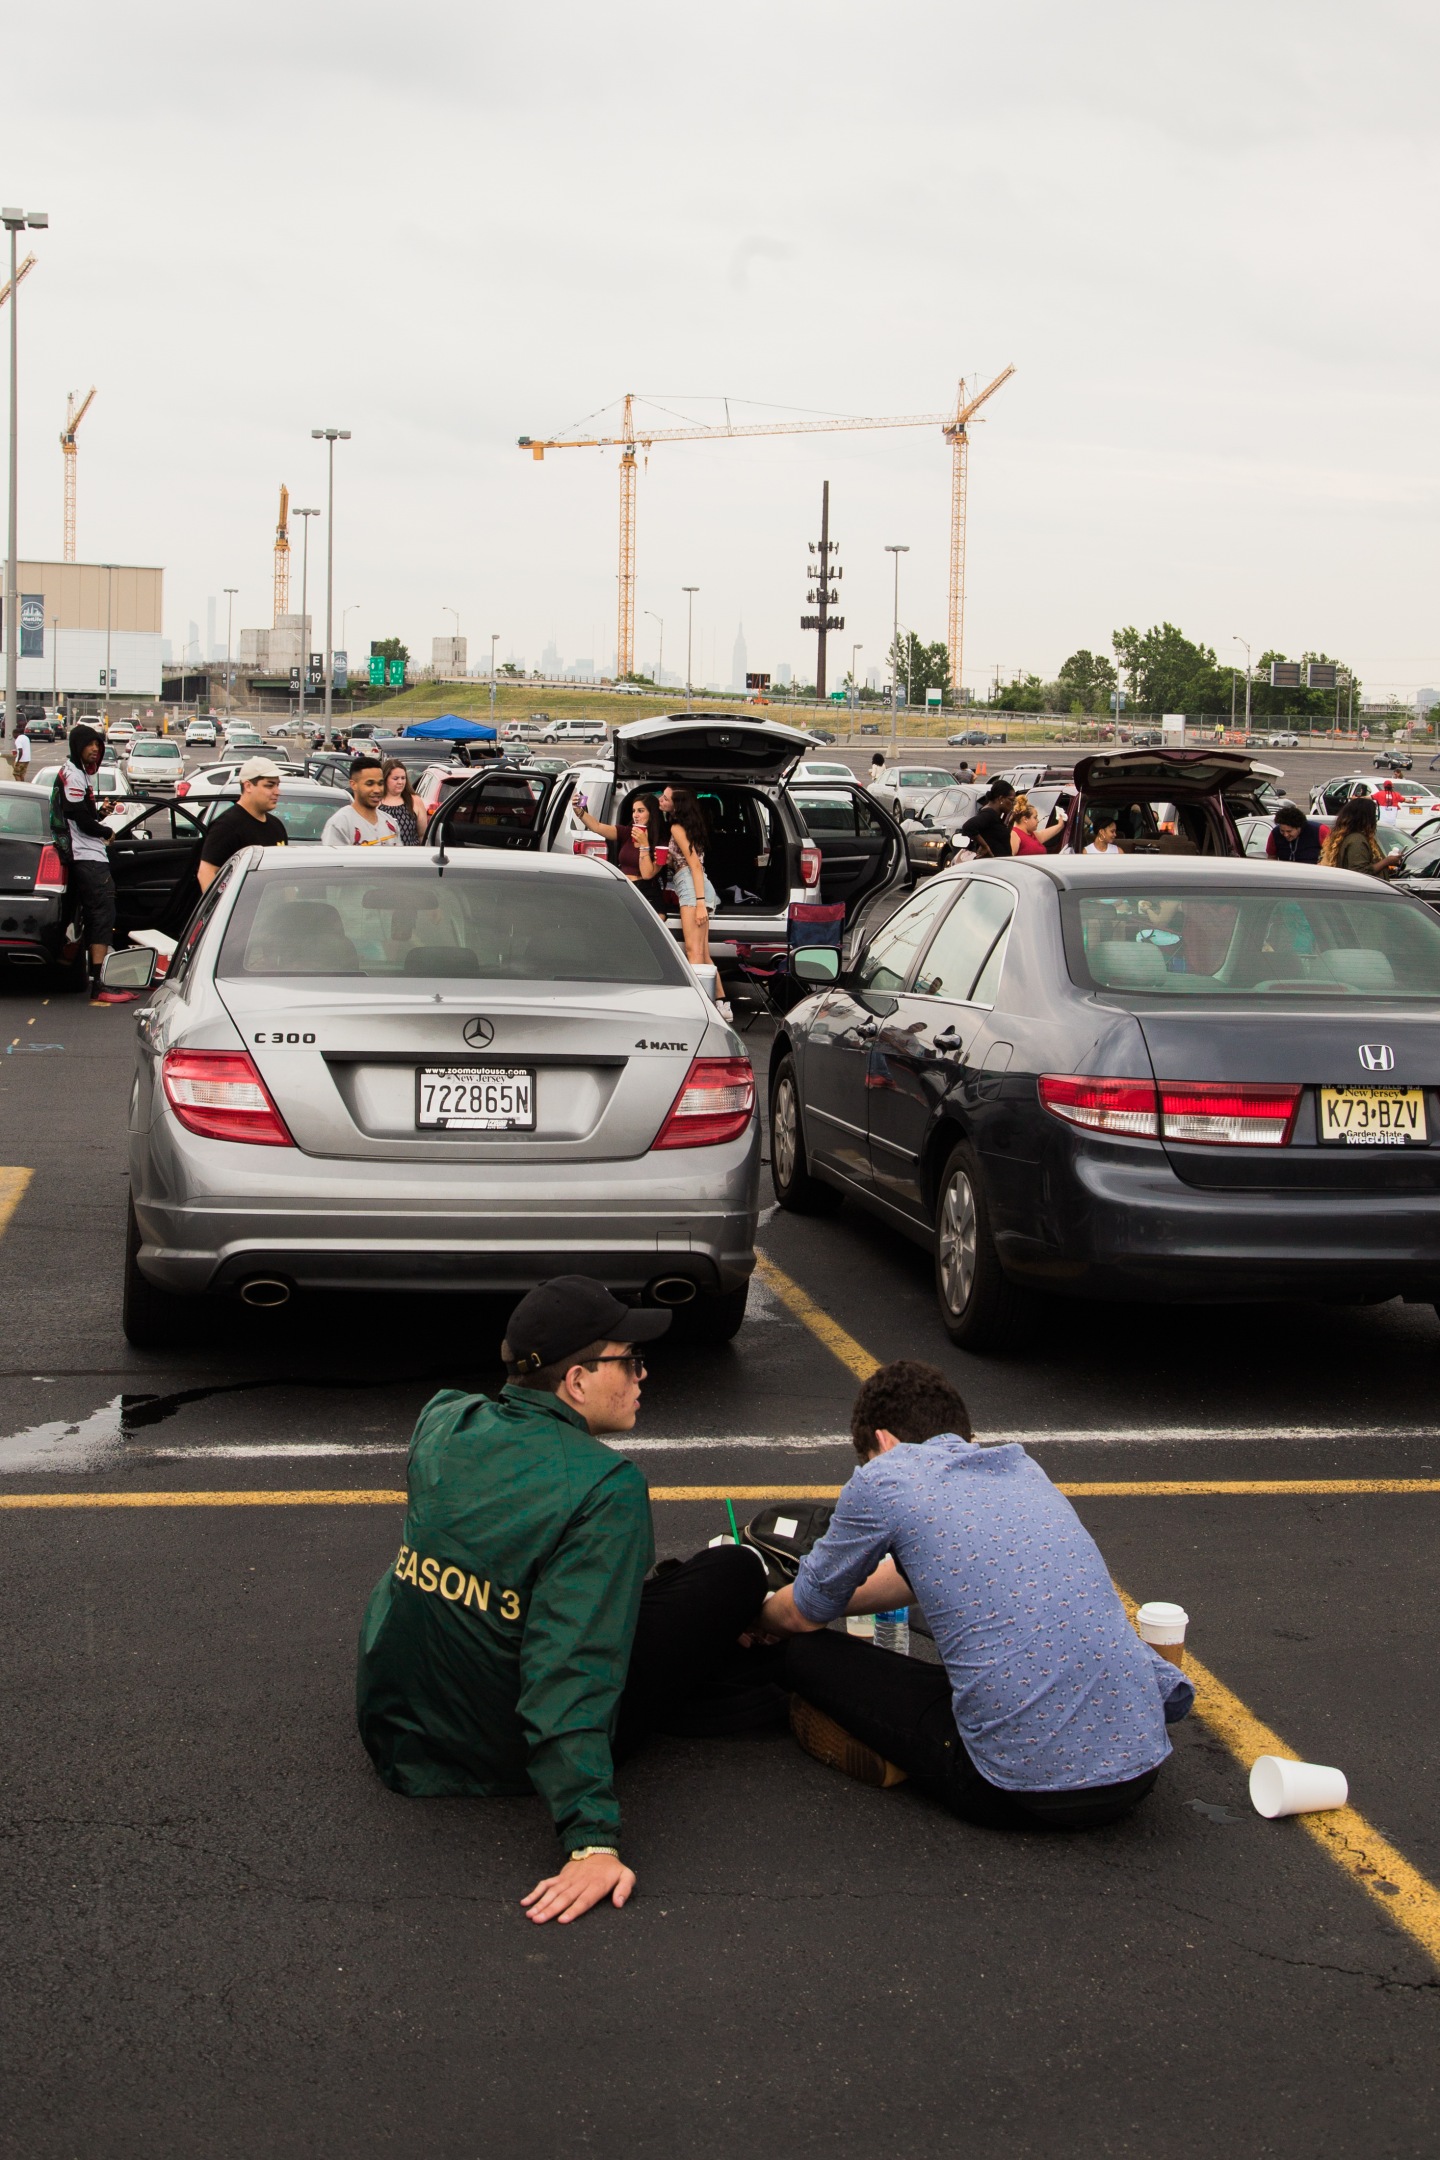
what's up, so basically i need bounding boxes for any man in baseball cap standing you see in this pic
[356,1275,770,1925]
[196,758,288,893]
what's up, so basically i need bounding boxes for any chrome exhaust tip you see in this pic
[648,1275,698,1307]
[239,1276,291,1309]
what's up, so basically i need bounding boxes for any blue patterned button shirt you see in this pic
[793,1435,1193,1791]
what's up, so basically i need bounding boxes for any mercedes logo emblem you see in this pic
[463,1017,495,1048]
[1357,1043,1395,1072]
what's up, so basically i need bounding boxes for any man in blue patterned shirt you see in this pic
[759,1361,1192,1830]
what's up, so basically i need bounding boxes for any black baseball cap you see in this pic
[503,1274,672,1374]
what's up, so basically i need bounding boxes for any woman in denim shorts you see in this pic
[662,787,717,967]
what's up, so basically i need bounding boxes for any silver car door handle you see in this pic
[932,1026,964,1050]
[854,1017,879,1041]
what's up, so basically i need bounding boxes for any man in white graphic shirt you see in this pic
[322,755,403,848]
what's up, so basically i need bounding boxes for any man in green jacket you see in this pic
[356,1275,770,1925]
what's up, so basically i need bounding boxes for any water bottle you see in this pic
[874,1607,910,1656]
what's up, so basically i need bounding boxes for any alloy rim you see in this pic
[773,1079,798,1188]
[938,1171,977,1314]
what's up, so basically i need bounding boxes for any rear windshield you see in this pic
[217,866,689,983]
[1063,889,1440,1000]
[0,792,47,839]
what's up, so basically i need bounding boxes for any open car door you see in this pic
[106,801,208,940]
[428,766,569,852]
[789,784,910,914]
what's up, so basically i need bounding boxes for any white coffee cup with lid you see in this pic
[1136,1600,1189,1666]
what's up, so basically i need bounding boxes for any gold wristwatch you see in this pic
[568,1846,620,1863]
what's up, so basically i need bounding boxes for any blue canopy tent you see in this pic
[400,715,497,741]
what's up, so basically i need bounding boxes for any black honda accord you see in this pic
[769,855,1440,1349]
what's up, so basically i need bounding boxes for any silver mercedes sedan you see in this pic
[115,847,759,1346]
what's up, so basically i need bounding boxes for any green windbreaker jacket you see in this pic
[355,1384,654,1850]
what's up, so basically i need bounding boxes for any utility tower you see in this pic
[273,484,291,621]
[60,387,96,564]
[800,481,844,701]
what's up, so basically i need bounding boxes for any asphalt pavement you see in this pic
[4,768,1440,2157]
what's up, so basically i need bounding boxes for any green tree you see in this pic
[1055,649,1117,714]
[1111,623,1231,714]
[989,671,1048,712]
[888,632,952,705]
[371,636,410,667]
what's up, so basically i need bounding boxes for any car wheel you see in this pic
[770,1055,839,1214]
[932,1140,1031,1352]
[123,1196,197,1348]
[671,1282,749,1344]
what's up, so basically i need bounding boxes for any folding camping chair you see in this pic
[730,901,846,1029]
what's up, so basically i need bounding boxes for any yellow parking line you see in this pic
[1062,1479,1440,1498]
[762,1248,1440,1973]
[0,1489,408,1509]
[0,1166,33,1235]
[755,1252,879,1381]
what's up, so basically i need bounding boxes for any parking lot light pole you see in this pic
[292,508,318,727]
[683,587,698,711]
[223,588,237,717]
[850,640,862,708]
[1233,635,1252,737]
[884,545,908,748]
[311,429,351,727]
[3,206,45,748]
[490,632,498,724]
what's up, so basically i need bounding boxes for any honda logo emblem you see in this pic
[463,1017,495,1048]
[1357,1043,1395,1072]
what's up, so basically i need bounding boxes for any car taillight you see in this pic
[34,844,66,896]
[1039,1074,1159,1138]
[1158,1080,1301,1147]
[573,835,608,861]
[800,842,822,888]
[652,1056,756,1149]
[1039,1073,1301,1147]
[161,1048,294,1147]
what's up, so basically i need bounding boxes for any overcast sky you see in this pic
[13,0,1439,696]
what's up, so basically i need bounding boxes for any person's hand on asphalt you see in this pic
[521,1853,636,1925]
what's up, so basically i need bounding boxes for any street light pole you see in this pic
[682,587,698,711]
[884,545,909,749]
[645,609,663,689]
[2,206,45,748]
[311,428,351,728]
[850,641,862,707]
[490,632,498,725]
[1233,635,1252,738]
[293,508,318,729]
[223,587,237,718]
[104,563,114,720]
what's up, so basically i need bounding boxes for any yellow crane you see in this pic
[60,387,97,565]
[519,369,1013,690]
[0,252,36,310]
[274,484,291,622]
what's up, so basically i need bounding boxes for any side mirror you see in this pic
[791,946,840,985]
[101,946,157,991]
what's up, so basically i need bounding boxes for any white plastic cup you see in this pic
[1136,1600,1189,1668]
[1249,1755,1349,1819]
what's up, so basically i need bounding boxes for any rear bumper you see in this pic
[130,1121,761,1299]
[0,892,68,965]
[994,1132,1440,1304]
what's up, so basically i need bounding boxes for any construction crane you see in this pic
[273,484,291,622]
[519,370,1013,689]
[0,252,36,310]
[60,387,96,565]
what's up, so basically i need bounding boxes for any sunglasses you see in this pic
[579,1353,648,1378]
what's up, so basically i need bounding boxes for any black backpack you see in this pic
[741,1501,835,1593]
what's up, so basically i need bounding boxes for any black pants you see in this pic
[614,1545,774,1758]
[785,1629,1161,1831]
[69,858,117,950]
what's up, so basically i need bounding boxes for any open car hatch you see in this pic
[613,713,818,785]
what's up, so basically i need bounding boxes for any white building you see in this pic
[9,559,164,702]
[432,635,468,674]
[238,614,312,675]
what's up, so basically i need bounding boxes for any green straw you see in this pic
[725,1496,740,1545]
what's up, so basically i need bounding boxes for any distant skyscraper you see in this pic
[186,621,200,663]
[206,597,218,663]
[731,623,748,692]
[542,636,560,676]
[776,662,792,688]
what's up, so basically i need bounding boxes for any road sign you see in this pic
[368,656,385,687]
[333,650,348,694]
[1307,662,1338,690]
[745,673,771,692]
[1269,661,1302,690]
[925,688,943,708]
[387,659,405,687]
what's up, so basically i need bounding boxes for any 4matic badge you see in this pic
[635,1038,687,1051]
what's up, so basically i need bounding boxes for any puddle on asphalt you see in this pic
[0,1395,127,1472]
